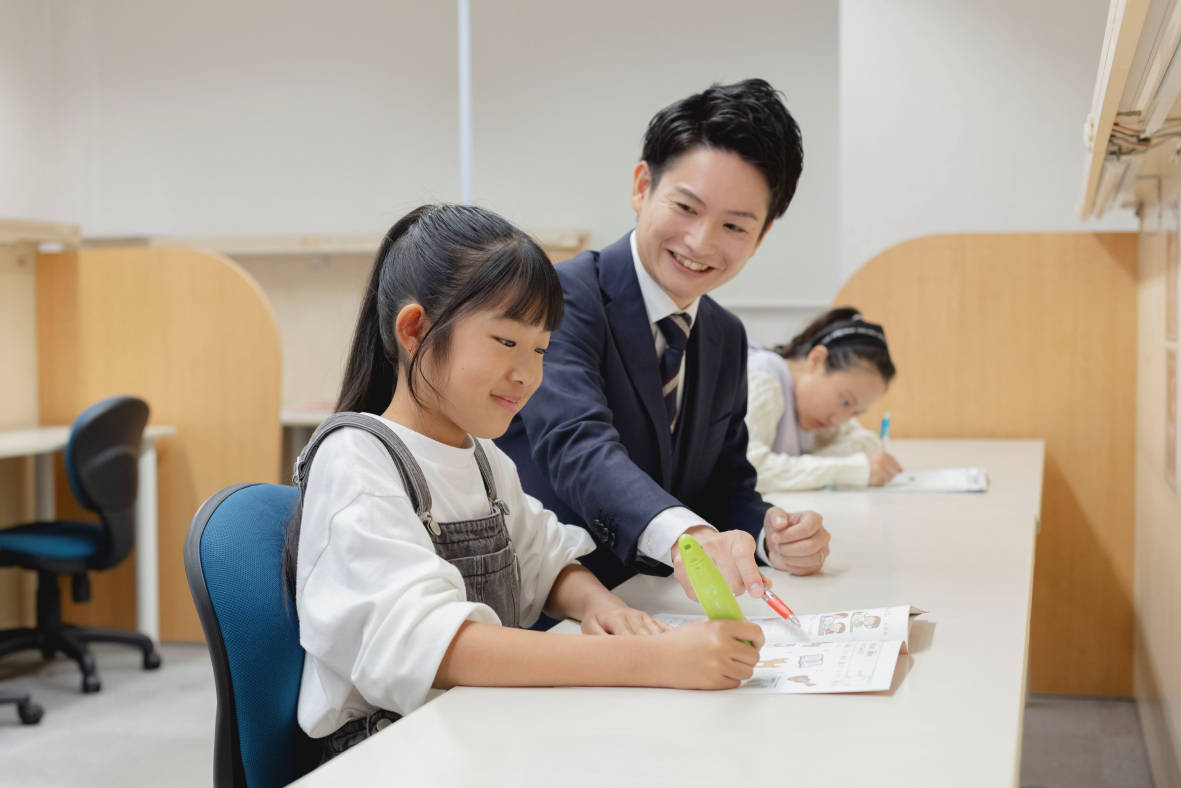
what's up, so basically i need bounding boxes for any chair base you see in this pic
[0,625,162,693]
[0,690,44,724]
[0,571,162,694]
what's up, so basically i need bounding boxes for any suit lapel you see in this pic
[598,234,673,476]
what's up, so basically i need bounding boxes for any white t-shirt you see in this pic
[294,413,595,737]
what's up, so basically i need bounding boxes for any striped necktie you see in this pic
[656,312,692,430]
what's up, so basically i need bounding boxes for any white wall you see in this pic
[4,1,1138,343]
[470,0,840,319]
[839,0,1137,279]
[0,0,57,219]
[56,0,461,237]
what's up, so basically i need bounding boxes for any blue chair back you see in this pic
[185,483,318,788]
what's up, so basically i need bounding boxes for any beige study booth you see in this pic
[0,219,282,644]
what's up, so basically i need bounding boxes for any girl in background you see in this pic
[285,204,764,759]
[746,307,901,491]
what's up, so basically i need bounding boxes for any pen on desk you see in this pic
[879,412,891,451]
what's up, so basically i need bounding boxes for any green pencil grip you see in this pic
[678,534,753,646]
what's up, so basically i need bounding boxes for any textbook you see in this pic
[658,605,924,693]
[883,467,989,492]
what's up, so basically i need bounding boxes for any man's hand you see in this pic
[670,525,768,601]
[763,508,830,575]
[867,450,903,486]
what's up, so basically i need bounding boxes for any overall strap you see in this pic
[470,438,510,517]
[292,412,439,534]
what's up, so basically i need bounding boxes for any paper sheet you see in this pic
[882,467,988,492]
[657,605,920,693]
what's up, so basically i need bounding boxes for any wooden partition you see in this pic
[834,233,1138,696]
[0,220,81,629]
[0,240,40,628]
[36,247,281,642]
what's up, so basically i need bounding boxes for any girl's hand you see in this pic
[581,606,671,636]
[867,450,903,485]
[654,619,764,690]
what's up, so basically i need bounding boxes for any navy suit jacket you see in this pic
[496,232,771,588]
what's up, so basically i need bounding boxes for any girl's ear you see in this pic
[394,303,428,355]
[806,344,828,373]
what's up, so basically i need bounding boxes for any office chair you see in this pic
[185,482,318,788]
[0,688,43,724]
[0,396,162,694]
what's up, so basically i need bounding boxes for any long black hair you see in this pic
[283,203,564,590]
[774,306,896,383]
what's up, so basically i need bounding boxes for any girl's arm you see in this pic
[482,441,666,635]
[434,617,763,691]
[812,418,882,456]
[745,373,870,490]
[542,564,670,635]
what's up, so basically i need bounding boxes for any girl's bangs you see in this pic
[475,240,565,331]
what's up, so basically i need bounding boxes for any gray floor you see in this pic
[0,643,214,787]
[1021,694,1156,788]
[0,647,1160,787]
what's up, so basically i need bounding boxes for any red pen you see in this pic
[760,585,803,629]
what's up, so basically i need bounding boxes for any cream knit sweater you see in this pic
[745,369,883,492]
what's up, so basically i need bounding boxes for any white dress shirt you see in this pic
[628,232,732,565]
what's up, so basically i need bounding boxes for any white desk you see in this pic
[294,438,1044,788]
[0,424,175,643]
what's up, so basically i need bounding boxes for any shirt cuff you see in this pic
[755,526,770,565]
[637,506,714,566]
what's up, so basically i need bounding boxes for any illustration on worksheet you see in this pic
[851,611,882,630]
[658,605,924,694]
[819,614,847,635]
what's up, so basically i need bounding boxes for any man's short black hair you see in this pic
[640,78,803,230]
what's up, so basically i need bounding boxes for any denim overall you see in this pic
[293,413,521,760]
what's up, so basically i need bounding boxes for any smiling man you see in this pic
[497,79,831,604]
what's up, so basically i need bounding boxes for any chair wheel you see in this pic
[143,651,162,670]
[81,674,101,693]
[18,702,43,725]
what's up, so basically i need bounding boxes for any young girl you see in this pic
[746,307,901,492]
[284,204,763,759]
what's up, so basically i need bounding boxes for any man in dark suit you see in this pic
[497,79,830,601]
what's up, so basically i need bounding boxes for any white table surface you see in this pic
[294,438,1044,788]
[0,424,176,460]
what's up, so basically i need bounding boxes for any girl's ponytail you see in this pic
[335,207,428,414]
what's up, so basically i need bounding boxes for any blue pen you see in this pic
[879,412,891,451]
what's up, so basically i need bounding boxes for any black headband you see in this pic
[809,318,888,352]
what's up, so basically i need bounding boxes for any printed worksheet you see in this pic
[882,467,988,492]
[658,605,923,693]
